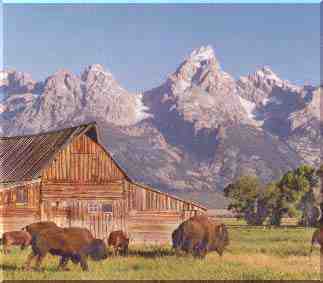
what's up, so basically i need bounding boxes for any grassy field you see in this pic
[0,225,321,280]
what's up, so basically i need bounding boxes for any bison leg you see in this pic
[23,252,37,271]
[113,247,117,257]
[310,243,314,257]
[21,243,27,250]
[193,242,207,259]
[174,248,182,257]
[34,254,46,271]
[58,256,70,271]
[79,255,89,271]
[2,238,10,254]
[3,244,8,255]
[124,245,128,256]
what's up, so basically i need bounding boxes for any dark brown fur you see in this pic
[24,227,108,271]
[1,231,32,254]
[172,215,229,258]
[22,221,58,237]
[310,227,323,256]
[107,230,129,256]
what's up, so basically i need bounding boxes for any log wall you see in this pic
[42,134,126,184]
[40,199,127,239]
[0,181,41,233]
[125,182,205,244]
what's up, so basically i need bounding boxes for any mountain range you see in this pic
[0,45,321,208]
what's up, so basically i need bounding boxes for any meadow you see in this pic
[0,224,321,280]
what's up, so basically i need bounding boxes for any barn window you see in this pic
[88,202,101,213]
[102,203,112,213]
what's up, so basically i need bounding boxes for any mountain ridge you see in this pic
[0,46,320,208]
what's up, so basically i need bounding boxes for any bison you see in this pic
[1,231,32,254]
[22,221,58,237]
[107,230,129,256]
[172,215,229,258]
[310,227,323,256]
[24,227,108,271]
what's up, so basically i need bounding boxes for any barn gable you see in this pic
[42,130,127,185]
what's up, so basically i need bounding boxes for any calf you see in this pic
[107,230,129,256]
[24,227,108,271]
[1,231,32,254]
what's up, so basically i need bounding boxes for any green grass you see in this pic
[1,226,321,280]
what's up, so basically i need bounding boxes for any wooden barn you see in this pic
[0,123,206,244]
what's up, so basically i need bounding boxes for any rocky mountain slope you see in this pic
[0,46,320,208]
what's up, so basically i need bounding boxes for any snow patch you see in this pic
[0,104,6,113]
[0,71,8,83]
[238,96,257,119]
[134,93,151,122]
[255,66,281,82]
[269,96,283,105]
[175,79,191,93]
[262,98,270,106]
[189,45,215,63]
[262,96,282,106]
[169,104,176,112]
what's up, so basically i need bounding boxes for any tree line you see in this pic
[224,165,322,227]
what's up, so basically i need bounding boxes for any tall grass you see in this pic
[0,226,320,280]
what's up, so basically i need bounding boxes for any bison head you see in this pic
[171,228,182,250]
[214,223,229,256]
[84,239,108,261]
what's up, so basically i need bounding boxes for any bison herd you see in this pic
[1,215,322,272]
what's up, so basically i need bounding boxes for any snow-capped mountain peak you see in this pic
[189,45,215,63]
[254,66,281,82]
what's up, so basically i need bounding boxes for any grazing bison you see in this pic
[24,226,108,271]
[107,230,129,256]
[310,227,323,256]
[1,231,32,254]
[22,221,58,237]
[172,215,229,258]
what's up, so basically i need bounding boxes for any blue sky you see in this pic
[3,4,320,92]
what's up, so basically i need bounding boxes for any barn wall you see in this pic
[40,199,127,239]
[125,182,205,244]
[41,181,124,201]
[0,182,41,233]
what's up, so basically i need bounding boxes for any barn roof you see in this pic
[0,123,95,183]
[0,122,206,210]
